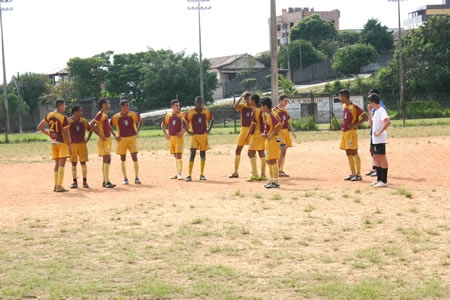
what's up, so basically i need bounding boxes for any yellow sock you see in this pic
[133,161,139,178]
[269,164,274,181]
[234,155,240,174]
[176,159,183,175]
[104,163,110,182]
[71,165,77,180]
[200,159,206,175]
[189,161,194,176]
[81,164,87,179]
[54,171,58,187]
[354,154,361,175]
[347,155,356,175]
[57,166,65,186]
[121,161,127,179]
[260,157,266,177]
[272,164,279,184]
[279,157,285,172]
[102,163,106,182]
[250,157,257,176]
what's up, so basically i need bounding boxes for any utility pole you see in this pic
[0,0,12,143]
[269,0,279,104]
[187,0,211,100]
[281,22,291,80]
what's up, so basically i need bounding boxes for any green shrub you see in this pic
[291,115,319,131]
[330,115,341,131]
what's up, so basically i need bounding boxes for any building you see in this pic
[275,7,340,46]
[404,0,450,29]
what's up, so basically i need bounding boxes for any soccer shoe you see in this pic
[104,181,116,188]
[264,182,273,188]
[247,175,259,182]
[177,174,184,180]
[279,171,290,177]
[70,182,78,189]
[55,185,69,192]
[365,170,376,176]
[265,182,280,189]
[257,175,267,181]
[200,175,207,181]
[369,181,379,186]
[135,177,142,184]
[83,182,89,188]
[344,174,355,181]
[228,173,239,178]
[351,175,362,181]
[169,174,178,179]
[370,172,378,177]
[185,176,192,182]
[123,178,129,185]
[373,181,388,188]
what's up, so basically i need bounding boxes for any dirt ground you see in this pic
[1,135,449,222]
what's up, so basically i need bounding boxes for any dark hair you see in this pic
[195,96,203,103]
[338,89,350,98]
[250,94,260,106]
[120,99,129,106]
[71,106,81,114]
[170,99,179,106]
[369,88,379,95]
[261,97,272,109]
[368,93,380,104]
[98,98,109,109]
[55,100,65,108]
[279,94,288,101]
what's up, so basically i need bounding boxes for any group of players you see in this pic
[38,88,390,192]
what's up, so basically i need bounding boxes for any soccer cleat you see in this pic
[135,177,142,184]
[370,172,378,177]
[344,175,355,181]
[279,171,290,177]
[257,175,267,181]
[104,181,116,188]
[199,175,207,181]
[70,182,78,189]
[169,174,178,179]
[265,182,280,189]
[351,175,362,181]
[365,170,376,176]
[185,176,192,182]
[177,174,184,180]
[123,178,129,185]
[228,173,239,178]
[83,182,89,188]
[373,181,388,188]
[264,182,273,188]
[55,185,69,192]
[369,181,379,186]
[247,175,259,182]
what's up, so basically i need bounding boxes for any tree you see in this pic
[255,51,271,68]
[240,78,257,92]
[360,19,394,54]
[338,30,361,46]
[290,14,338,47]
[279,40,326,69]
[332,44,379,74]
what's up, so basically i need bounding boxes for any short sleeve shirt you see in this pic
[93,111,111,138]
[44,111,70,143]
[237,103,254,127]
[110,111,141,137]
[185,108,213,135]
[341,102,365,132]
[251,107,264,134]
[263,111,281,136]
[69,117,90,143]
[371,107,389,144]
[273,106,290,129]
[163,112,185,136]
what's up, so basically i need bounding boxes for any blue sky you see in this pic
[0,0,441,82]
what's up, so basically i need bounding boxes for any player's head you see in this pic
[98,98,110,110]
[71,105,83,116]
[368,88,379,95]
[55,100,66,112]
[261,97,272,112]
[120,99,129,112]
[194,96,203,109]
[279,94,289,107]
[170,99,180,113]
[368,93,380,104]
[250,94,260,107]
[338,89,350,103]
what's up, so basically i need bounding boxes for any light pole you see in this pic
[269,0,278,104]
[187,0,211,100]
[281,22,291,80]
[0,0,11,143]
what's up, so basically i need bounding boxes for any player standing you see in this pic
[261,97,282,188]
[273,94,297,177]
[229,91,254,178]
[339,89,368,182]
[68,106,92,188]
[184,96,214,182]
[161,99,186,180]
[37,100,72,192]
[90,98,116,188]
[110,99,143,185]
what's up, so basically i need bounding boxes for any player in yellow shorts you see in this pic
[162,99,186,180]
[184,96,214,182]
[229,91,254,178]
[261,97,282,188]
[339,89,368,182]
[68,106,93,189]
[273,94,297,177]
[90,98,116,188]
[37,99,72,192]
[244,94,266,182]
[110,99,143,185]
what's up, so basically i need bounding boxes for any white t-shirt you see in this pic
[371,106,389,144]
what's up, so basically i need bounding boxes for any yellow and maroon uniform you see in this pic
[44,111,70,159]
[263,111,282,161]
[273,106,293,147]
[340,102,365,150]
[163,112,185,154]
[236,103,254,146]
[93,111,112,156]
[185,108,213,151]
[110,111,141,155]
[249,107,265,151]
[68,117,90,162]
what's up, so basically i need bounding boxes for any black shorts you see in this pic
[373,143,386,155]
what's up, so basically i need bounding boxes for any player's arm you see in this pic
[206,114,214,134]
[136,114,143,136]
[233,91,248,111]
[37,119,50,137]
[183,115,192,136]
[62,125,73,155]
[89,118,104,140]
[367,105,373,128]
[161,120,170,140]
[109,118,119,141]
[246,123,256,141]
[374,114,391,137]
[177,118,187,137]
[286,119,296,139]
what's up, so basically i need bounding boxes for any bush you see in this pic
[330,115,341,131]
[291,115,319,131]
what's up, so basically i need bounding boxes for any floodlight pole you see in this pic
[0,0,11,143]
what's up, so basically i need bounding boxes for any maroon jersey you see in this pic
[341,102,365,132]
[68,117,89,143]
[93,111,111,137]
[163,112,185,136]
[273,106,290,129]
[44,111,69,143]
[185,108,213,135]
[110,111,140,137]
[237,103,254,127]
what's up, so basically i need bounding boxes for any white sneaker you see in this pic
[373,181,388,187]
[177,174,184,180]
[169,174,178,179]
[369,181,379,186]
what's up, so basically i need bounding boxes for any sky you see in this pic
[0,0,442,82]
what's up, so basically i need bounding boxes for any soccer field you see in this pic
[0,129,449,298]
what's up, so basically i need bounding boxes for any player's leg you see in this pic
[120,154,128,184]
[80,162,88,188]
[257,150,266,181]
[71,161,78,188]
[103,154,115,188]
[55,156,68,192]
[279,144,287,176]
[230,145,243,178]
[247,150,258,181]
[131,152,141,184]
[186,148,196,182]
[199,150,206,180]
[175,153,184,180]
[373,144,388,187]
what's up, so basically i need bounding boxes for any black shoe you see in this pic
[265,182,280,189]
[135,177,141,184]
[199,175,207,181]
[70,182,78,189]
[83,182,89,188]
[185,176,192,182]
[351,175,362,181]
[344,175,355,181]
[104,181,116,188]
[264,182,273,188]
